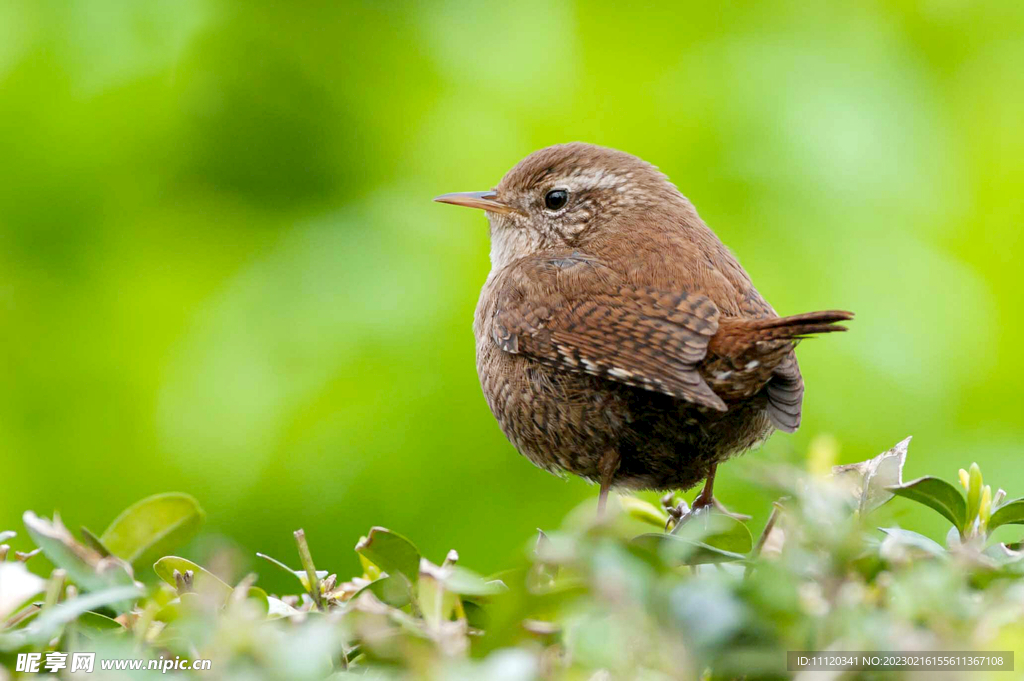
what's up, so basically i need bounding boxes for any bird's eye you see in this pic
[544,189,569,211]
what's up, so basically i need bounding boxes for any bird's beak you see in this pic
[433,190,522,215]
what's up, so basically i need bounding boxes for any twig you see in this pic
[44,569,66,607]
[294,529,323,611]
[2,603,41,629]
[745,501,784,577]
[15,548,41,562]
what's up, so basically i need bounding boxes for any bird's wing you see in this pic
[491,253,727,411]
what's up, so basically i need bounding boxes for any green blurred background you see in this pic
[2,1,1022,589]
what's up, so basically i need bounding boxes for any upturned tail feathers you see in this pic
[710,310,853,356]
[734,310,853,341]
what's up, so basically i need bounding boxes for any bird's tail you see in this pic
[734,310,853,340]
[710,310,853,355]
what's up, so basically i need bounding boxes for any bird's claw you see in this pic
[694,495,751,521]
[669,495,749,533]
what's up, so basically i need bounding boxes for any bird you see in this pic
[434,142,852,517]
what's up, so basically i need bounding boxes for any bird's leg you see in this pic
[596,450,620,517]
[672,464,750,532]
[691,464,718,512]
[693,464,750,519]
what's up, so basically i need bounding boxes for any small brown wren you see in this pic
[435,143,852,514]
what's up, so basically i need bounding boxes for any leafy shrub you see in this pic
[3,438,1024,679]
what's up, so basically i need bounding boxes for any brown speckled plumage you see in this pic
[438,143,852,499]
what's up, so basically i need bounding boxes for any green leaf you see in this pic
[440,567,508,597]
[0,586,142,650]
[266,596,300,619]
[672,512,753,555]
[889,477,967,531]
[987,498,1024,532]
[153,556,232,603]
[637,510,752,566]
[231,584,269,615]
[618,496,669,528]
[983,543,1024,568]
[417,560,507,600]
[22,512,136,613]
[33,586,142,637]
[79,527,112,557]
[631,533,747,566]
[359,553,381,580]
[255,552,328,591]
[154,599,182,623]
[355,527,421,587]
[417,569,459,627]
[878,527,947,558]
[76,610,126,632]
[353,575,410,608]
[833,436,909,514]
[100,493,205,568]
[967,463,983,525]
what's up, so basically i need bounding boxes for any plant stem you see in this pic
[2,603,41,629]
[294,529,323,611]
[745,502,783,577]
[44,569,66,607]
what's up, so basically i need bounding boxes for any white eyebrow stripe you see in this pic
[559,169,631,192]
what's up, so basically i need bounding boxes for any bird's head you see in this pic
[435,142,691,270]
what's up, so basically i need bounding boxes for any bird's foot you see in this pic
[666,465,750,532]
[667,494,750,533]
[692,495,751,521]
[662,494,690,531]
